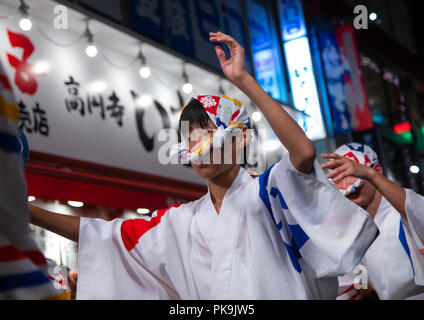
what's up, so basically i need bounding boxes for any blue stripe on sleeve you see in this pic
[289,224,309,250]
[270,187,288,210]
[258,163,277,225]
[0,270,51,292]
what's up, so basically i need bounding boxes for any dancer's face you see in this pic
[188,120,245,180]
[345,180,377,208]
[335,164,383,209]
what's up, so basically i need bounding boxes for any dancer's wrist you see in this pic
[232,73,255,91]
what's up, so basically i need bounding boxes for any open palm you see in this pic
[209,32,248,84]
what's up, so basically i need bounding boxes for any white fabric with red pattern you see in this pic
[333,143,379,196]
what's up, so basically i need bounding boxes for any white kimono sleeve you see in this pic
[77,205,186,300]
[259,153,379,278]
[402,189,424,285]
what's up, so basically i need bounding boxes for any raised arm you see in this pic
[29,203,80,242]
[369,173,406,218]
[209,31,316,174]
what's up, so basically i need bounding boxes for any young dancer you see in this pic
[322,143,424,299]
[29,32,378,299]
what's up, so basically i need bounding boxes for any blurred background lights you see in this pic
[137,208,150,214]
[410,165,420,174]
[19,17,32,31]
[85,44,98,58]
[67,200,84,208]
[33,61,50,74]
[139,66,151,78]
[182,82,193,94]
[137,94,153,107]
[252,111,262,122]
[369,12,378,21]
[88,80,106,93]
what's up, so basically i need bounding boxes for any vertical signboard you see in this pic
[278,0,326,141]
[128,0,251,74]
[164,0,194,57]
[247,0,288,103]
[320,25,373,133]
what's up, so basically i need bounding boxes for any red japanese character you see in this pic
[6,29,43,95]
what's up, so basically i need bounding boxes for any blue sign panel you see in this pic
[279,0,307,41]
[320,29,352,133]
[164,0,195,58]
[247,0,288,103]
[129,0,165,43]
[319,26,374,133]
[278,0,326,140]
[165,0,251,73]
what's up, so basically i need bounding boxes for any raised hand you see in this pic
[321,153,409,219]
[320,153,375,183]
[209,31,249,85]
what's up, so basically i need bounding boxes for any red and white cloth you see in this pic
[0,58,64,299]
[333,142,379,196]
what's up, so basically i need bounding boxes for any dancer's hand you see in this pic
[209,31,250,86]
[321,153,408,219]
[321,153,376,183]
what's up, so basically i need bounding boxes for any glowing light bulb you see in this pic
[369,12,377,21]
[89,80,106,93]
[67,200,84,208]
[252,111,262,122]
[28,196,36,202]
[182,82,193,94]
[19,17,32,31]
[410,165,420,174]
[139,66,151,78]
[137,95,153,107]
[85,44,97,58]
[137,208,150,214]
[33,61,50,74]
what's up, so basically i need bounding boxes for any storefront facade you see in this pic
[6,0,422,276]
[0,0,333,275]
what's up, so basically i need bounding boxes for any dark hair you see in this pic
[178,98,210,142]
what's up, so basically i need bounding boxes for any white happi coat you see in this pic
[404,189,424,280]
[338,191,424,300]
[77,154,378,299]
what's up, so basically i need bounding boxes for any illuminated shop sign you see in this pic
[320,25,373,133]
[247,0,288,103]
[278,0,326,140]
